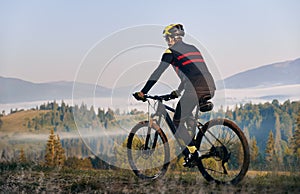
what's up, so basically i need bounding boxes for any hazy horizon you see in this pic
[1,56,299,86]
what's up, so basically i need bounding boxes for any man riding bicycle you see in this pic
[134,24,216,167]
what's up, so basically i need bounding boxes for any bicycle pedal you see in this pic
[183,161,197,168]
[183,151,200,168]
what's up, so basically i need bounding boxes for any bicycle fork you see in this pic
[143,115,162,153]
[144,126,159,151]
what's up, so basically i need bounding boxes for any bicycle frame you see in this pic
[152,100,175,131]
[145,95,204,150]
[146,94,221,157]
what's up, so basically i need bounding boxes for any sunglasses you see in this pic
[164,35,172,42]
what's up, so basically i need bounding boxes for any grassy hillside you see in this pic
[0,109,50,134]
[0,110,52,159]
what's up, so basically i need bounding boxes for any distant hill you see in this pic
[220,58,300,89]
[1,58,300,104]
[0,77,111,103]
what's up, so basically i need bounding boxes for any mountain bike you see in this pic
[127,94,250,184]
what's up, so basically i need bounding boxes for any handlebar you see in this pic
[145,94,173,101]
[135,94,178,102]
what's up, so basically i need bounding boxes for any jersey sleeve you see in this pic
[141,61,170,94]
[140,49,173,94]
[161,49,173,64]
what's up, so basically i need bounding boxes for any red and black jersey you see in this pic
[141,41,216,95]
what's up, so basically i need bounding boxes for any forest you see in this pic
[0,99,300,172]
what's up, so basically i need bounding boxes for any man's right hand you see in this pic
[133,92,146,102]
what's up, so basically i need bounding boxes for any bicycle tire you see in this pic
[196,118,250,184]
[127,121,170,180]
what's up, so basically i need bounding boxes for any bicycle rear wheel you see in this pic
[127,121,170,180]
[196,118,250,184]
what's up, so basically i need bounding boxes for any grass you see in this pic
[0,165,299,193]
[0,109,50,133]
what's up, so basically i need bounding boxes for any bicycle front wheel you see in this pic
[127,121,170,180]
[196,118,250,184]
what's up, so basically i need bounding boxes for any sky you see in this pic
[1,0,300,88]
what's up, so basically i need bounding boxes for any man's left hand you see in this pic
[170,90,181,99]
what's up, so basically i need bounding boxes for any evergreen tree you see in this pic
[45,129,56,166]
[54,135,66,167]
[243,127,250,142]
[60,100,66,121]
[53,100,58,111]
[250,137,259,166]
[279,110,293,141]
[233,105,242,123]
[27,120,32,129]
[225,106,233,119]
[282,142,294,170]
[274,112,283,165]
[97,108,105,123]
[90,106,96,120]
[292,112,300,156]
[45,129,66,167]
[105,108,115,121]
[265,130,275,166]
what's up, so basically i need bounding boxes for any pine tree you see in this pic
[60,100,66,121]
[250,137,259,164]
[27,120,32,129]
[243,127,250,142]
[45,129,56,166]
[54,135,66,167]
[45,129,66,167]
[90,106,96,120]
[105,108,115,121]
[225,106,233,119]
[282,142,294,170]
[265,130,275,166]
[274,113,283,164]
[292,112,300,157]
[97,108,105,123]
[233,105,241,123]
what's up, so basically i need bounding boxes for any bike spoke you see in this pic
[205,167,225,175]
[128,121,169,179]
[224,130,236,146]
[198,119,249,184]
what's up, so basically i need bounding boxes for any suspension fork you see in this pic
[144,103,164,150]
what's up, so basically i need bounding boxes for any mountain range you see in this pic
[220,58,300,89]
[1,58,299,104]
[0,77,111,103]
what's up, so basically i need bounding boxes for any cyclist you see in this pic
[134,24,216,167]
